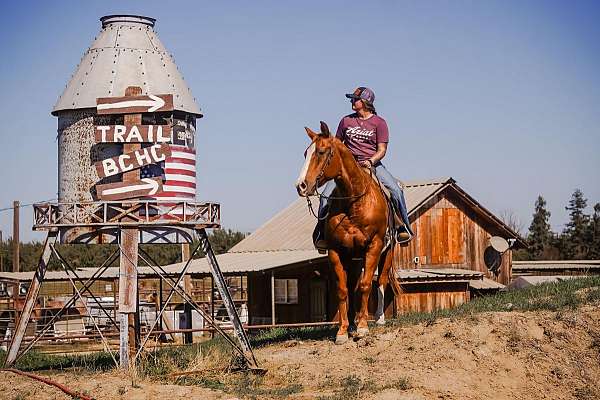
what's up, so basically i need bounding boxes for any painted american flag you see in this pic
[138,120,197,220]
[140,143,196,219]
[143,144,196,201]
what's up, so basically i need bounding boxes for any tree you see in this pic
[527,196,553,260]
[586,203,600,259]
[499,209,525,236]
[561,189,589,260]
[208,229,247,255]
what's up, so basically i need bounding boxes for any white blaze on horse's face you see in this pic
[295,141,316,197]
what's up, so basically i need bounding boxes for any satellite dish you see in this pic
[484,236,509,275]
[489,236,509,253]
[484,246,502,273]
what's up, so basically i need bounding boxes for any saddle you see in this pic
[361,167,405,250]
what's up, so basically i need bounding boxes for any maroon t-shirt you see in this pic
[335,113,389,161]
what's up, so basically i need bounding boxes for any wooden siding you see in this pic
[395,282,470,314]
[393,190,512,285]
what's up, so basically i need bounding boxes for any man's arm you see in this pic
[360,142,387,167]
[370,142,387,164]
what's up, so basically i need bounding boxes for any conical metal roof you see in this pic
[52,15,201,116]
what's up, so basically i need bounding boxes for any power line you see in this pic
[0,198,57,213]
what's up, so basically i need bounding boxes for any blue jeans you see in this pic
[317,163,413,235]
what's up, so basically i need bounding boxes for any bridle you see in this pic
[303,138,371,220]
[315,141,334,188]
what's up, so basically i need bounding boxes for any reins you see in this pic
[303,139,373,220]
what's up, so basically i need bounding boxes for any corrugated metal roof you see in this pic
[0,250,327,281]
[53,15,201,116]
[469,277,505,290]
[513,260,600,271]
[163,249,326,275]
[398,267,483,281]
[420,268,484,279]
[0,251,325,281]
[230,177,452,253]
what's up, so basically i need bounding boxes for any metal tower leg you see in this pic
[196,229,257,367]
[4,230,58,367]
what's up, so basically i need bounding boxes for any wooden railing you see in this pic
[32,200,220,229]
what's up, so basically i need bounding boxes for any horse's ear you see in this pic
[320,121,331,137]
[304,126,318,141]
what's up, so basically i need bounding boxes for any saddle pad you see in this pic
[361,167,395,251]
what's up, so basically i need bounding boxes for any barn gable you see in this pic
[397,184,525,284]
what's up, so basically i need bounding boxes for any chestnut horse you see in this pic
[295,121,399,344]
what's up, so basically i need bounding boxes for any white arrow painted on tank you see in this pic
[97,95,166,113]
[101,178,160,196]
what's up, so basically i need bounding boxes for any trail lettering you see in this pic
[95,125,172,143]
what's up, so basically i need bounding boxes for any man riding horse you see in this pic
[295,86,413,344]
[313,86,413,252]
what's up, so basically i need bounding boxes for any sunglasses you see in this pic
[349,97,362,104]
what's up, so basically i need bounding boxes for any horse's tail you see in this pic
[386,243,401,298]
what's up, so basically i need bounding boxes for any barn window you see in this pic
[274,279,298,304]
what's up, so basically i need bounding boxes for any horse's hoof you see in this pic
[335,335,349,345]
[375,317,386,326]
[356,327,369,338]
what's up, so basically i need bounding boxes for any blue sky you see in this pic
[0,1,599,242]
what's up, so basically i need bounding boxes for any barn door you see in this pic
[310,280,327,322]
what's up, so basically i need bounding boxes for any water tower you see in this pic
[53,14,202,244]
[5,15,256,370]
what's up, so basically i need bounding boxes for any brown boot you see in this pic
[394,213,411,242]
[397,231,411,241]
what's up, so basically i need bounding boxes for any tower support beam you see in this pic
[4,230,58,367]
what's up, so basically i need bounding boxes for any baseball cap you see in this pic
[345,87,375,104]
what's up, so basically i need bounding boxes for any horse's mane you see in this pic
[330,137,374,181]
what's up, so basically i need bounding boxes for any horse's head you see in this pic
[296,121,339,197]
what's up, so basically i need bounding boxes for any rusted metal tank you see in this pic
[52,15,202,243]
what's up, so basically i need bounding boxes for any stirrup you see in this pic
[396,228,412,243]
[315,239,328,254]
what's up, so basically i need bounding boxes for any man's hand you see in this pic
[359,159,373,169]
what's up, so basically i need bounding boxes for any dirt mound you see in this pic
[2,306,599,399]
[255,305,600,400]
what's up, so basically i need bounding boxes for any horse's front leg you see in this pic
[356,238,384,337]
[329,248,350,345]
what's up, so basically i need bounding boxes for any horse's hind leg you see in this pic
[329,249,350,345]
[375,249,393,325]
[356,239,384,337]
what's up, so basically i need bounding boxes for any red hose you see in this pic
[2,368,93,400]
